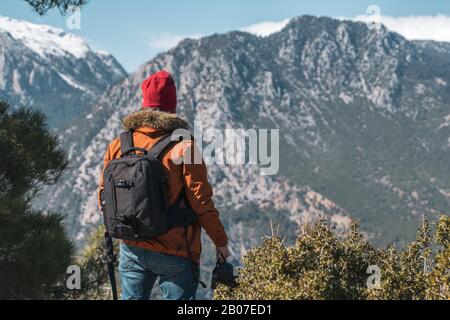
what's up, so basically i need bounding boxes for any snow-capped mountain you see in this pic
[0,16,127,128]
[43,16,450,257]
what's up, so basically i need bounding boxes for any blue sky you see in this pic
[1,0,450,72]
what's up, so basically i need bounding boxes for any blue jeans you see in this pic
[118,243,199,300]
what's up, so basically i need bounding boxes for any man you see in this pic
[98,70,230,300]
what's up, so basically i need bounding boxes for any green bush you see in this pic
[215,216,450,300]
[64,226,117,300]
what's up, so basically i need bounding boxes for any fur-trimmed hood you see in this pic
[122,110,189,132]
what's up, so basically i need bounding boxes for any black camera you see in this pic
[211,259,236,289]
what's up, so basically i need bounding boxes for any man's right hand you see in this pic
[216,246,231,262]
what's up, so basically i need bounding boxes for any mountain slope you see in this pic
[43,16,450,255]
[0,16,127,129]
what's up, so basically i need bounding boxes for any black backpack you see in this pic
[102,129,197,240]
[101,129,199,299]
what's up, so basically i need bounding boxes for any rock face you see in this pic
[0,16,127,129]
[42,16,450,257]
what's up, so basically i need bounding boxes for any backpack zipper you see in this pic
[130,161,141,223]
[109,173,118,215]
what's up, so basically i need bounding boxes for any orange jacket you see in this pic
[98,110,228,263]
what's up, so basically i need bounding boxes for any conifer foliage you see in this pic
[23,0,88,15]
[0,100,73,299]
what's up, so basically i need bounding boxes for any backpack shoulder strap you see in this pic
[148,131,177,159]
[120,130,134,155]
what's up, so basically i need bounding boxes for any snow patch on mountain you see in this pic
[0,16,90,59]
[438,115,450,130]
[58,72,88,92]
[0,16,91,59]
[0,16,127,129]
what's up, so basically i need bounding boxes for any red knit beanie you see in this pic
[141,71,177,113]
